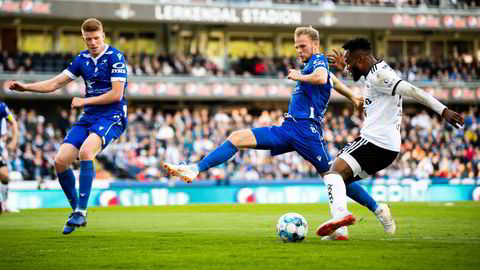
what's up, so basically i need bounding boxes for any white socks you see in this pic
[75,208,87,216]
[323,173,348,218]
[0,183,8,202]
[336,226,348,236]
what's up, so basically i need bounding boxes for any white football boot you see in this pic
[163,163,199,183]
[321,226,349,241]
[375,203,396,234]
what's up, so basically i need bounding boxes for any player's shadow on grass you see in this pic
[43,235,98,240]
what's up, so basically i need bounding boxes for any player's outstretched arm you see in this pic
[331,73,363,111]
[287,67,328,85]
[7,73,73,93]
[395,80,464,128]
[71,81,124,108]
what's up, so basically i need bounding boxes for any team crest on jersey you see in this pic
[117,53,122,60]
[86,80,95,89]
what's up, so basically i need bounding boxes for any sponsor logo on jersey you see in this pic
[313,59,325,67]
[86,80,95,89]
[112,69,126,74]
[112,62,125,68]
[112,62,126,74]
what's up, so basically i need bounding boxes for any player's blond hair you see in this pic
[81,18,103,33]
[294,26,319,42]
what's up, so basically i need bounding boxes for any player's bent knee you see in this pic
[0,173,8,184]
[54,155,70,173]
[227,131,242,147]
[78,148,95,161]
[326,159,353,181]
[227,130,255,148]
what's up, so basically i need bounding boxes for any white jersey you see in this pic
[0,118,6,136]
[360,61,403,152]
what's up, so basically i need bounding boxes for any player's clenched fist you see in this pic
[7,81,27,92]
[327,49,346,71]
[71,97,85,108]
[287,69,301,81]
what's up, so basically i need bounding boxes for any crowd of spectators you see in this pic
[4,103,478,183]
[223,0,477,9]
[1,50,480,82]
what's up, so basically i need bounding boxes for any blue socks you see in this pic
[57,169,77,211]
[197,140,238,172]
[346,182,379,213]
[78,160,94,210]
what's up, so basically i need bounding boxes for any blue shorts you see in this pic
[63,114,127,150]
[252,118,332,173]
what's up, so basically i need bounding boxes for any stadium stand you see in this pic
[0,0,478,185]
[1,50,479,81]
[4,105,479,182]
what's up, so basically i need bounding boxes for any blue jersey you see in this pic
[0,102,13,136]
[63,45,127,117]
[0,102,11,120]
[288,54,332,123]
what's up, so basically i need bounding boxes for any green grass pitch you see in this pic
[1,202,480,270]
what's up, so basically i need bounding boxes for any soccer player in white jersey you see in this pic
[315,37,464,238]
[0,102,18,214]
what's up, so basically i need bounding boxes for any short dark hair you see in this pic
[81,18,103,33]
[342,37,372,54]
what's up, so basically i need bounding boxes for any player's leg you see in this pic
[279,120,354,238]
[292,142,353,240]
[0,163,9,213]
[316,157,356,237]
[346,181,379,212]
[164,129,254,182]
[54,144,81,235]
[54,143,80,211]
[67,116,125,228]
[340,140,398,234]
[65,133,101,228]
[77,133,102,211]
[320,182,380,240]
[164,123,295,183]
[197,129,256,171]
[319,137,398,236]
[56,122,88,234]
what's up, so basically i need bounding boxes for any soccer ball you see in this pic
[276,213,308,242]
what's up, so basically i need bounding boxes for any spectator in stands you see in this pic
[1,105,478,182]
[2,48,480,82]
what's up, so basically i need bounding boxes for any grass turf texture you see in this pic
[1,202,480,270]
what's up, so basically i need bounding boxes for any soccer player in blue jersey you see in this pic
[0,102,18,214]
[7,18,128,234]
[164,26,393,240]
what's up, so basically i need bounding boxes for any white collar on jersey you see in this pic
[83,44,110,65]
